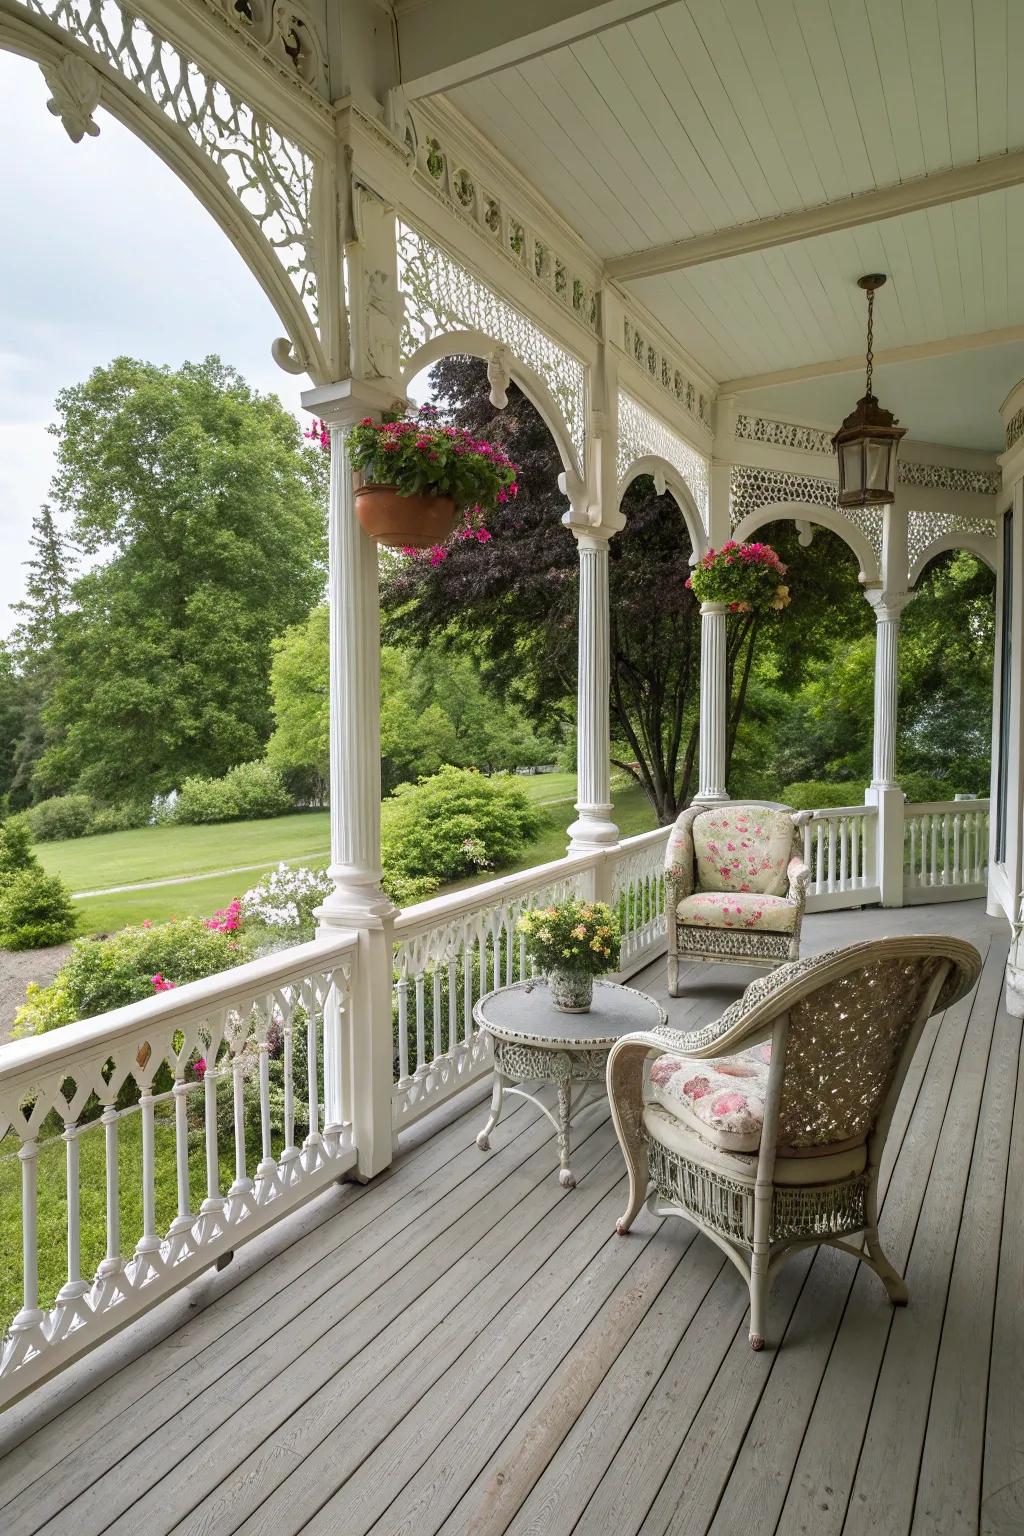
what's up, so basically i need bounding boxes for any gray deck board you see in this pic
[0,900,1016,1536]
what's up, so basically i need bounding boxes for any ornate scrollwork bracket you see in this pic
[487,347,511,409]
[271,335,312,375]
[40,53,101,143]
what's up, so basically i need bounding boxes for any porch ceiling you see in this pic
[443,0,1024,446]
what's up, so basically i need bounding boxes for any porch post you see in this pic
[865,589,910,906]
[301,378,400,1180]
[694,601,729,805]
[567,526,620,855]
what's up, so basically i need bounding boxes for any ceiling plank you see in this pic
[396,0,676,99]
[719,322,1024,393]
[605,147,1024,280]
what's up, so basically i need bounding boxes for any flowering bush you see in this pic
[686,541,790,614]
[517,898,620,976]
[241,862,334,944]
[340,404,518,526]
[205,899,243,933]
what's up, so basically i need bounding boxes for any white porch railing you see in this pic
[390,830,672,1131]
[796,805,881,911]
[904,798,990,901]
[0,934,357,1408]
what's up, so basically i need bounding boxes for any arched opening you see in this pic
[725,517,876,807]
[732,503,880,585]
[899,549,996,798]
[617,455,708,560]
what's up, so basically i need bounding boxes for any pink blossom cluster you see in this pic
[151,973,176,992]
[401,520,493,567]
[205,899,243,933]
[303,418,330,453]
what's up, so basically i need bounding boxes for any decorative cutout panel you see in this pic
[397,221,586,463]
[621,315,711,435]
[17,0,319,323]
[202,0,328,97]
[729,466,882,563]
[1006,407,1024,453]
[898,460,1001,496]
[617,393,710,531]
[402,107,600,339]
[907,510,998,572]
[735,414,832,455]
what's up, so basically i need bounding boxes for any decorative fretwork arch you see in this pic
[4,0,331,380]
[397,221,586,481]
[732,502,881,585]
[617,393,709,533]
[617,455,708,558]
[730,465,882,581]
[402,329,582,483]
[908,511,998,586]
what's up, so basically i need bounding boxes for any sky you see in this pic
[0,50,298,636]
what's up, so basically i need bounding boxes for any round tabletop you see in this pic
[473,978,666,1049]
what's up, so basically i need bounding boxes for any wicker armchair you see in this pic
[665,803,810,995]
[608,936,981,1350]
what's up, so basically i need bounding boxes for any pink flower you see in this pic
[193,1057,207,1078]
[475,528,492,543]
[711,1090,749,1116]
[683,1075,712,1100]
[151,973,176,992]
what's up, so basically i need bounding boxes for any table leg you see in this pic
[476,1070,507,1151]
[557,1079,575,1188]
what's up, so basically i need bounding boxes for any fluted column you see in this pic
[568,529,619,852]
[695,600,729,805]
[870,597,905,789]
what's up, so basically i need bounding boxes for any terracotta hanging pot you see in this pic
[354,484,458,549]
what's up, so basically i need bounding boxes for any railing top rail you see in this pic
[0,930,358,1089]
[392,848,602,936]
[795,805,877,821]
[609,825,672,853]
[904,799,991,815]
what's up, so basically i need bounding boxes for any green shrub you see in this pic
[0,869,78,951]
[26,794,95,842]
[381,870,441,909]
[14,917,253,1034]
[89,802,151,835]
[781,780,868,811]
[381,766,543,884]
[174,761,292,825]
[898,771,968,804]
[0,816,40,876]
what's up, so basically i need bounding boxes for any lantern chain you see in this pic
[865,285,874,399]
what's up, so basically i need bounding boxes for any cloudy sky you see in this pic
[0,51,297,636]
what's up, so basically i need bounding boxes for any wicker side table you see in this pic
[472,979,666,1187]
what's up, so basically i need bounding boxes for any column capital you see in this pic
[300,377,407,427]
[864,586,913,621]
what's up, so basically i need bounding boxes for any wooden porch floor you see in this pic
[0,900,1020,1536]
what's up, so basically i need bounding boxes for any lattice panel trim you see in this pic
[401,108,600,341]
[735,414,832,455]
[397,221,586,464]
[1006,407,1024,453]
[898,461,1000,496]
[907,510,998,570]
[621,316,711,434]
[17,0,319,324]
[729,465,883,562]
[618,393,710,531]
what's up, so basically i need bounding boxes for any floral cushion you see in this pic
[648,1041,772,1152]
[692,807,793,895]
[676,890,797,933]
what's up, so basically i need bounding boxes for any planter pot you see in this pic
[548,968,594,1014]
[354,484,457,549]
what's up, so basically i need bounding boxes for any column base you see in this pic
[691,788,730,807]
[567,809,620,853]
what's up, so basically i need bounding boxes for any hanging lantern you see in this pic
[833,274,906,508]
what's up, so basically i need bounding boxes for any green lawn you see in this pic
[33,773,658,935]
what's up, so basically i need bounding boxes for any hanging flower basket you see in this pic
[686,540,791,614]
[333,404,519,552]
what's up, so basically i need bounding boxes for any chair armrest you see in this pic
[787,855,811,905]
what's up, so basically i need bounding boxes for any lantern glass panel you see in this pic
[841,441,863,497]
[866,439,889,493]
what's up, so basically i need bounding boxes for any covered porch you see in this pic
[0,898,1017,1536]
[2,3,1023,1532]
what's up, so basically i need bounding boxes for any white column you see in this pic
[301,378,402,1180]
[694,600,729,805]
[568,529,619,853]
[865,589,909,905]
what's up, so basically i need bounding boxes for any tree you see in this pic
[7,505,74,805]
[0,644,24,810]
[37,356,327,802]
[267,604,560,799]
[380,358,871,822]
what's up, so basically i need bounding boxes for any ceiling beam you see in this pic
[606,150,1024,281]
[720,324,1024,394]
[395,0,673,99]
